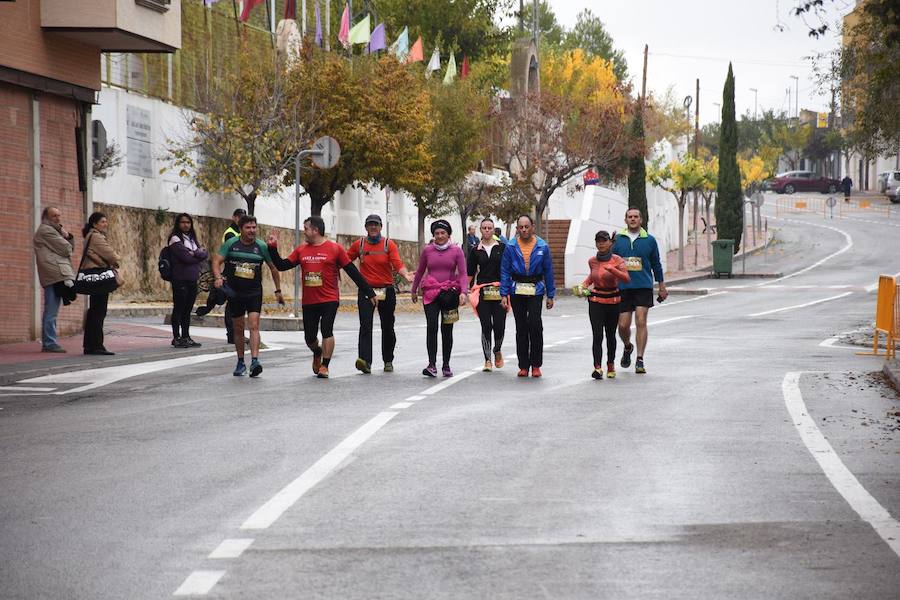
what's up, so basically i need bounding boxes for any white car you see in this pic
[877,170,900,203]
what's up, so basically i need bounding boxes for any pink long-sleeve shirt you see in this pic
[412,244,468,305]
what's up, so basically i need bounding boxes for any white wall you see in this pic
[91,87,485,242]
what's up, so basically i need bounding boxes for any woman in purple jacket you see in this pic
[411,220,468,377]
[169,213,209,348]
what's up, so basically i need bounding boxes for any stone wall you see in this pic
[96,203,423,303]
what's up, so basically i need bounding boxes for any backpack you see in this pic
[158,245,173,282]
[358,237,389,263]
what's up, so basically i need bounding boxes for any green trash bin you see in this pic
[711,239,734,278]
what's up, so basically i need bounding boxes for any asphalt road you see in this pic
[1,194,899,599]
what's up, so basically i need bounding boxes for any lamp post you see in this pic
[749,87,758,119]
[789,75,799,118]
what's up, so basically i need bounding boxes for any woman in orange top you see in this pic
[582,230,630,379]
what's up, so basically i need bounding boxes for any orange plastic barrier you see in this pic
[775,196,826,217]
[858,275,897,358]
[840,200,892,217]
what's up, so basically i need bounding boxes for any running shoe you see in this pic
[621,343,634,368]
[317,365,330,379]
[591,366,603,380]
[494,352,504,369]
[355,358,371,374]
[249,359,263,378]
[531,367,542,378]
[635,358,646,374]
[606,362,616,379]
[383,362,394,373]
[517,368,529,377]
[423,364,438,378]
[312,349,322,375]
[483,360,493,372]
[442,366,453,377]
[233,360,247,376]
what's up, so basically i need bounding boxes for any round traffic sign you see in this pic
[826,196,837,208]
[311,136,340,169]
[751,192,765,208]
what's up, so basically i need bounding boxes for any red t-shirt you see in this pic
[287,240,351,305]
[346,237,405,287]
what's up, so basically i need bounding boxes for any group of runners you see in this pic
[210,207,665,380]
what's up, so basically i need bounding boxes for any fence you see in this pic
[839,199,892,218]
[774,196,826,217]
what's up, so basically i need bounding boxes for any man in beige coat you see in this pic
[33,207,76,352]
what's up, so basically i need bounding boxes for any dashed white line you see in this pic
[173,570,226,596]
[782,372,900,559]
[749,292,853,317]
[0,386,57,392]
[208,538,254,559]
[420,368,479,395]
[390,402,413,409]
[405,395,426,402]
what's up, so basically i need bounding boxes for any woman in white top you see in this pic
[168,213,208,348]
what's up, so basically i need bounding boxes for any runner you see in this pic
[612,207,667,374]
[211,215,282,378]
[467,217,507,372]
[347,214,414,374]
[267,216,375,379]
[580,230,629,379]
[411,220,468,378]
[500,215,555,378]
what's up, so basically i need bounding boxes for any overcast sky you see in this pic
[544,0,856,125]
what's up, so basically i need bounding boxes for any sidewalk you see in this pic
[0,322,229,385]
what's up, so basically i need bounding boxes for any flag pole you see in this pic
[301,0,306,35]
[325,0,330,51]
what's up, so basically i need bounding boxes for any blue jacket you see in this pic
[612,228,664,290]
[500,235,556,298]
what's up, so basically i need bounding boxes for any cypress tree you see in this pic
[716,63,743,252]
[626,109,649,228]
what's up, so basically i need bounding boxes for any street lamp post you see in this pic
[749,87,758,119]
[789,75,799,118]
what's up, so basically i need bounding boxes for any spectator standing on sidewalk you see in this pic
[33,206,76,353]
[81,212,120,356]
[168,213,208,348]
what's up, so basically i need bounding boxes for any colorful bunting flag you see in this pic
[239,0,265,22]
[461,56,470,79]
[338,3,350,48]
[426,47,441,78]
[284,0,296,19]
[407,36,424,63]
[443,53,457,85]
[203,0,220,6]
[315,0,322,47]
[390,26,409,61]
[348,14,371,45]
[368,22,386,53]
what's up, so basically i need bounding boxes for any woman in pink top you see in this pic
[411,220,468,377]
[582,230,629,379]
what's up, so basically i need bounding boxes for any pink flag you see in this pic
[338,3,350,48]
[239,0,265,22]
[461,56,470,79]
[407,36,424,63]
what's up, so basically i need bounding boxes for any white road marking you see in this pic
[757,220,853,287]
[405,395,426,402]
[819,326,870,349]
[390,402,413,409]
[782,372,900,559]
[0,386,57,392]
[18,349,281,395]
[647,315,697,327]
[208,538,254,559]
[172,570,226,596]
[749,292,853,317]
[420,368,480,395]
[240,410,398,530]
[656,291,727,307]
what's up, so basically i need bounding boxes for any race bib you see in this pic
[625,256,643,272]
[483,286,501,301]
[515,282,537,296]
[373,287,387,301]
[442,308,460,325]
[304,271,323,287]
[234,262,256,280]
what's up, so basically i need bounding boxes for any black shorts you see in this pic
[619,288,654,313]
[227,293,263,317]
[303,301,340,341]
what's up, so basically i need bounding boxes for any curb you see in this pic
[883,359,900,393]
[165,314,304,332]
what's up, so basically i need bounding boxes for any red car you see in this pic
[764,171,840,194]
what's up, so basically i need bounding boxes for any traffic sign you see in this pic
[311,136,340,169]
[826,196,837,208]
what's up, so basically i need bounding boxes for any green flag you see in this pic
[443,53,457,85]
[348,14,371,45]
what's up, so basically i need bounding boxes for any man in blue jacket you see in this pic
[501,215,555,378]
[611,207,667,374]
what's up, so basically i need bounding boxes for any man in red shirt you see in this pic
[347,214,414,374]
[267,216,375,378]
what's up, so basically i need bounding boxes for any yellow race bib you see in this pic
[234,263,255,279]
[515,282,537,296]
[373,287,388,301]
[625,256,643,272]
[304,271,323,287]
[483,286,501,301]
[442,308,460,324]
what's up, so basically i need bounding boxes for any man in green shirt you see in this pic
[211,215,283,377]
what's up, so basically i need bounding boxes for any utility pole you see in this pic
[532,0,538,44]
[790,75,799,118]
[641,44,648,105]
[325,0,330,51]
[694,78,700,267]
[750,87,758,119]
[519,0,524,32]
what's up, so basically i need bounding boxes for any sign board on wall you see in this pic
[126,105,153,178]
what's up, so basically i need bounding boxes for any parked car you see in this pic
[877,171,900,203]
[763,171,841,194]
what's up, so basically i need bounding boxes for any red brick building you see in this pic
[0,0,179,343]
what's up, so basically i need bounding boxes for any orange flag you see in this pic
[407,36,424,63]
